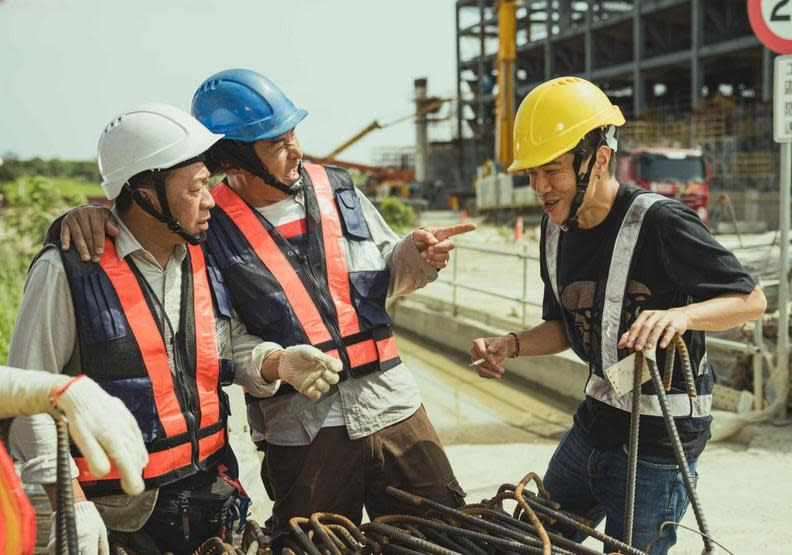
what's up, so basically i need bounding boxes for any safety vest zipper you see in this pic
[173,331,200,469]
[296,251,352,372]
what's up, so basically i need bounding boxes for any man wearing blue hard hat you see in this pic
[194,68,473,537]
[60,68,474,541]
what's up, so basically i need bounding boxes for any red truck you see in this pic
[617,147,710,223]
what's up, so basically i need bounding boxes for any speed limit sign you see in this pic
[749,0,792,53]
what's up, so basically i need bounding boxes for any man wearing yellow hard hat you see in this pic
[471,77,767,553]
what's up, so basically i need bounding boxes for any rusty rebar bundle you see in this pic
[193,339,714,555]
[241,520,272,555]
[259,472,652,554]
[191,536,238,554]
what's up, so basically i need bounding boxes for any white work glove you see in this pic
[278,345,344,400]
[54,376,148,495]
[48,501,109,555]
[0,367,148,495]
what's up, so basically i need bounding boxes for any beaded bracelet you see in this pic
[508,332,520,358]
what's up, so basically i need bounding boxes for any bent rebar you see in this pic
[514,474,552,555]
[362,521,461,555]
[644,345,713,554]
[241,520,270,555]
[375,513,549,554]
[289,516,323,555]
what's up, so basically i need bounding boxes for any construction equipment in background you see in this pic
[617,147,711,223]
[306,92,454,210]
[474,0,544,218]
[303,155,414,201]
[321,96,453,162]
[305,91,456,213]
[324,121,383,161]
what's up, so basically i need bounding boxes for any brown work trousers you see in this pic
[262,406,465,534]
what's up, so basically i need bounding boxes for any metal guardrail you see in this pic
[436,243,540,325]
[434,242,769,407]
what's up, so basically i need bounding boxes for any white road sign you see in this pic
[774,54,792,142]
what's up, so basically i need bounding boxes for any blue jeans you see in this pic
[542,425,698,554]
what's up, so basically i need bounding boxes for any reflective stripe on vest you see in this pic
[190,244,222,428]
[0,443,35,555]
[74,241,224,483]
[74,427,226,482]
[305,164,399,363]
[211,183,333,346]
[211,167,398,368]
[545,194,712,417]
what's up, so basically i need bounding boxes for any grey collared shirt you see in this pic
[8,209,277,529]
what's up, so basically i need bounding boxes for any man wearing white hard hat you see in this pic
[7,103,328,553]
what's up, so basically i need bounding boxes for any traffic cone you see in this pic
[513,216,524,242]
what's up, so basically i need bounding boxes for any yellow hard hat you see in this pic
[508,77,625,173]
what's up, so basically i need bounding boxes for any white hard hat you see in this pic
[97,102,223,199]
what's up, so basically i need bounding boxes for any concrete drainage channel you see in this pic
[390,297,590,405]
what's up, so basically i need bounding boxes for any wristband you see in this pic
[49,374,86,407]
[508,332,520,358]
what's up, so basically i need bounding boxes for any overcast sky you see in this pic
[0,0,462,165]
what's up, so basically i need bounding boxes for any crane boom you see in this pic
[324,121,382,160]
[323,97,453,160]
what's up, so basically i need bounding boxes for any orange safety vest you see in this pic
[64,241,227,494]
[0,442,35,555]
[209,163,399,386]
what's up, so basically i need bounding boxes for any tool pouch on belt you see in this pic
[147,475,238,551]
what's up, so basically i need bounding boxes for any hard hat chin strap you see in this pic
[207,140,303,196]
[560,151,598,232]
[247,154,304,197]
[127,168,206,246]
[560,126,616,232]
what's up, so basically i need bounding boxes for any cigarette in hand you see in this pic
[469,358,486,367]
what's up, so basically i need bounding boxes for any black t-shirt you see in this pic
[540,184,756,459]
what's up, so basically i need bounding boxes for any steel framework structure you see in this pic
[456,0,772,169]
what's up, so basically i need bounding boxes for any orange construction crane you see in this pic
[322,97,453,161]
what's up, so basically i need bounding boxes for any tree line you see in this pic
[0,157,100,183]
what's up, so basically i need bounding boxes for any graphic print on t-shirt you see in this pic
[544,184,757,458]
[559,279,651,363]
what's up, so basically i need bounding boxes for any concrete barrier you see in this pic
[390,298,588,403]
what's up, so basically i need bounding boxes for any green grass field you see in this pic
[0,176,99,362]
[1,177,103,199]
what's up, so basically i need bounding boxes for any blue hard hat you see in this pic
[191,68,308,142]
